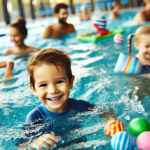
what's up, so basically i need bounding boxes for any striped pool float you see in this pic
[114,53,142,75]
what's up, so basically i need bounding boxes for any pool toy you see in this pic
[114,33,124,43]
[114,53,142,75]
[136,132,150,150]
[129,118,150,136]
[104,120,124,137]
[114,33,143,75]
[111,131,135,150]
[76,29,125,43]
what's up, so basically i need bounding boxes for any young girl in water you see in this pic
[128,26,150,77]
[3,18,38,81]
[5,17,39,55]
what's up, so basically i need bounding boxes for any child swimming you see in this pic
[83,16,112,37]
[128,26,150,77]
[110,2,122,19]
[0,61,14,81]
[18,48,115,149]
[5,17,39,55]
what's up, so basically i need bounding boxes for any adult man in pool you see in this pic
[41,3,76,38]
[134,0,150,24]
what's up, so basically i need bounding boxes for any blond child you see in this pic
[5,17,39,55]
[128,26,150,77]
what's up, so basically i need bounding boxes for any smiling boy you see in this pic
[24,48,95,149]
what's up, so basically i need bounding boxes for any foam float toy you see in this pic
[111,131,135,150]
[104,120,124,137]
[114,33,124,43]
[114,34,142,75]
[129,118,150,136]
[136,131,150,150]
[77,29,125,43]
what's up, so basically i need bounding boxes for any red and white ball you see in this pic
[114,33,124,43]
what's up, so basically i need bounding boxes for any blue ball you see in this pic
[111,131,135,150]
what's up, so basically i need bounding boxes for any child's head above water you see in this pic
[93,16,106,31]
[9,17,27,46]
[26,48,74,113]
[128,26,150,63]
[112,2,121,11]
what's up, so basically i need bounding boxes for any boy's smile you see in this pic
[30,63,74,113]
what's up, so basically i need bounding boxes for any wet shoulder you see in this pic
[26,105,45,124]
[69,98,95,113]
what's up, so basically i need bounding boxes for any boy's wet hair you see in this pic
[128,26,150,54]
[54,3,68,14]
[10,17,27,36]
[26,48,72,88]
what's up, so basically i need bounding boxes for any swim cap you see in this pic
[94,16,106,29]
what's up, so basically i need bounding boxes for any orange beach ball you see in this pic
[104,120,124,137]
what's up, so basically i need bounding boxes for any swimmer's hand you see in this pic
[81,32,93,36]
[31,133,59,149]
[135,73,150,78]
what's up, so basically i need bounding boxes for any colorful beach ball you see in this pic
[104,120,124,137]
[136,132,150,150]
[111,131,135,150]
[129,118,150,136]
[114,33,124,43]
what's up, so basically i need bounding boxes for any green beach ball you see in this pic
[129,118,150,136]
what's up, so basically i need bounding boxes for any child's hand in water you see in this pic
[31,133,59,149]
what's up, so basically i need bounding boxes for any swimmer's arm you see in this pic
[17,133,59,149]
[31,47,39,51]
[5,49,13,55]
[0,61,7,68]
[134,12,145,24]
[41,26,52,39]
[3,61,14,82]
[135,73,150,78]
[31,133,59,149]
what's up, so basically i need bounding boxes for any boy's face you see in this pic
[30,63,74,113]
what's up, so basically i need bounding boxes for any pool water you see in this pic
[0,8,150,150]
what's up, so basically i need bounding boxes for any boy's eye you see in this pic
[56,80,64,84]
[39,83,47,87]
